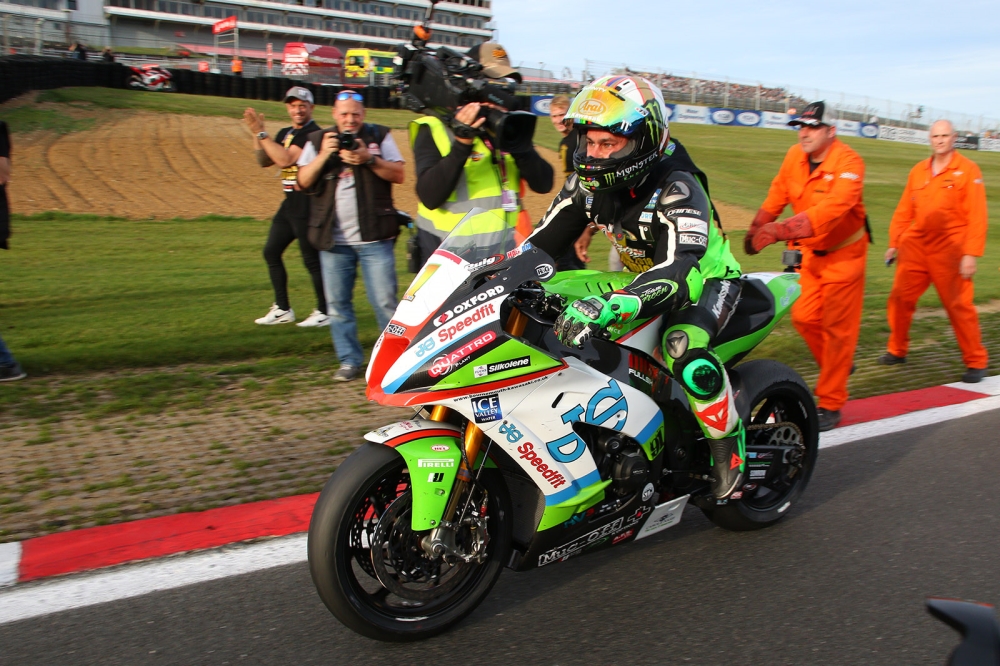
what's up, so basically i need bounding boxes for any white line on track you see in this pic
[3,381,1000,626]
[0,534,306,625]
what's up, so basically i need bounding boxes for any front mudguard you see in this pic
[364,418,465,531]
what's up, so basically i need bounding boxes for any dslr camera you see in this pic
[323,129,358,152]
[393,4,536,153]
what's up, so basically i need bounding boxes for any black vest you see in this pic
[305,123,398,251]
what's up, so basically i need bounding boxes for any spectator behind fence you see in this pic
[70,43,88,61]
[880,120,989,383]
[243,87,330,328]
[296,91,405,382]
[745,101,869,432]
[101,47,115,63]
[410,42,553,262]
[0,120,26,382]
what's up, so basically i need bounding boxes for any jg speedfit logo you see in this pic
[471,394,502,423]
[436,302,497,343]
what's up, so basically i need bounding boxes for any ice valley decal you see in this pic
[428,330,497,378]
[474,355,530,378]
[471,394,503,423]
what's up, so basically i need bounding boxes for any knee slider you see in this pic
[672,348,724,400]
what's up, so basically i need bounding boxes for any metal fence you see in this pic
[583,59,1000,135]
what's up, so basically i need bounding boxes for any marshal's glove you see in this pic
[554,293,641,348]
[746,211,814,255]
[743,208,778,255]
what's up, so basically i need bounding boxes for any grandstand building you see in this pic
[0,0,492,60]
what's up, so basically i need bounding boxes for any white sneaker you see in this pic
[296,309,332,327]
[254,304,295,325]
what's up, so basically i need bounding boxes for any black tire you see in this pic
[308,442,512,641]
[704,359,819,531]
[162,80,175,92]
[127,75,143,90]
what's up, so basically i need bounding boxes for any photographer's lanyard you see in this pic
[492,146,518,217]
[279,130,299,193]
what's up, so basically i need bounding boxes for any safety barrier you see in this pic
[0,55,397,108]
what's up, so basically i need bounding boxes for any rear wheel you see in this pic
[704,359,818,531]
[308,442,512,641]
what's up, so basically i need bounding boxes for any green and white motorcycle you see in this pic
[308,211,818,641]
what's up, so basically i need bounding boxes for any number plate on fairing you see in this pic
[634,495,689,540]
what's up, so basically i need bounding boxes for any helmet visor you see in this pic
[565,83,649,136]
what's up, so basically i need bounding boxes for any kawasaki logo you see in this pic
[434,286,505,326]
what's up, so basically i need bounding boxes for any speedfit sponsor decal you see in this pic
[516,441,566,489]
[474,355,530,378]
[437,302,497,343]
[434,286,505,327]
[428,330,497,378]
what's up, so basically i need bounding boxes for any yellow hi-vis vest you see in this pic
[409,116,520,236]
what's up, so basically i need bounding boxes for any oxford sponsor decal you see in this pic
[474,355,530,378]
[428,330,497,378]
[436,302,498,343]
[434,287,505,327]
[516,441,566,491]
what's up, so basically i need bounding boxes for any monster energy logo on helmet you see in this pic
[565,75,670,193]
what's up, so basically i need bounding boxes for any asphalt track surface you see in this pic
[5,410,1000,666]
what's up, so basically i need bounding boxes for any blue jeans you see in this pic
[320,240,398,368]
[0,332,16,367]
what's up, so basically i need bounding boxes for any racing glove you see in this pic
[743,208,778,255]
[747,211,814,255]
[554,293,641,348]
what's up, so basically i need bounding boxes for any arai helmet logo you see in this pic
[578,98,606,116]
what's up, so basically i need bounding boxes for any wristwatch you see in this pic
[257,131,268,140]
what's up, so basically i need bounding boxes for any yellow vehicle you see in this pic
[344,49,396,82]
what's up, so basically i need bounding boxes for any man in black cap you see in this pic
[243,87,329,328]
[745,101,869,431]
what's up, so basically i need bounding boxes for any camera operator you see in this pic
[409,42,553,260]
[296,91,405,382]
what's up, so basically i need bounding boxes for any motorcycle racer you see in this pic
[528,75,746,500]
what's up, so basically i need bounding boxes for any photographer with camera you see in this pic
[296,91,406,382]
[408,42,553,261]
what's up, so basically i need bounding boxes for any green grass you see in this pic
[30,87,419,129]
[0,105,95,134]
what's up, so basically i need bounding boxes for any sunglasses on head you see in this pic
[337,91,364,102]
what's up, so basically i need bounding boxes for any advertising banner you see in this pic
[954,135,980,151]
[760,111,795,130]
[709,108,762,127]
[835,119,861,137]
[530,95,553,116]
[671,104,711,124]
[212,16,237,34]
[859,123,879,139]
[980,138,1000,152]
[877,126,929,144]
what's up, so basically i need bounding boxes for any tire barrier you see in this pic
[0,55,395,108]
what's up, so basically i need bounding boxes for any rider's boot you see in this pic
[708,423,745,499]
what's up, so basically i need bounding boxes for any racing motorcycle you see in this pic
[127,64,174,92]
[308,210,818,641]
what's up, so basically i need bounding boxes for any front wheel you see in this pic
[127,75,144,90]
[307,442,512,641]
[704,359,819,531]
